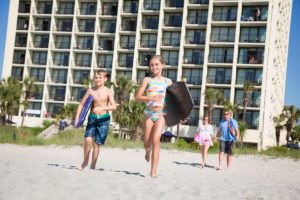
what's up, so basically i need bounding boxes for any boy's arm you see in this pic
[74,89,91,125]
[235,128,240,141]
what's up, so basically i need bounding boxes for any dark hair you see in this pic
[94,69,107,77]
[149,55,165,65]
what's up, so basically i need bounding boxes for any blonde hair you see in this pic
[150,55,165,65]
[94,69,107,77]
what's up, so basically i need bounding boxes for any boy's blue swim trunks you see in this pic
[84,113,110,145]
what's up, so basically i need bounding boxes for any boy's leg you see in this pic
[227,154,233,169]
[90,142,99,169]
[150,116,165,177]
[144,117,154,162]
[79,137,93,171]
[217,141,225,170]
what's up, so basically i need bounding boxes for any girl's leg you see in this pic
[200,145,205,168]
[203,143,210,167]
[90,142,99,169]
[79,137,93,171]
[150,117,165,177]
[144,117,154,162]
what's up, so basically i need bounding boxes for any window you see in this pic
[184,49,204,65]
[144,0,160,10]
[120,35,135,49]
[29,68,45,82]
[13,50,26,64]
[75,53,92,67]
[15,34,27,47]
[101,20,116,33]
[211,27,235,42]
[238,48,264,64]
[242,6,268,21]
[76,36,93,50]
[53,53,69,66]
[162,32,180,46]
[80,2,96,15]
[118,53,134,67]
[11,67,24,81]
[187,9,208,24]
[57,2,74,14]
[186,29,206,44]
[190,89,201,105]
[162,50,179,66]
[32,51,47,65]
[212,6,237,21]
[236,69,262,85]
[207,68,232,84]
[97,54,113,69]
[209,48,233,63]
[240,27,266,43]
[140,33,157,48]
[182,69,202,85]
[55,35,71,49]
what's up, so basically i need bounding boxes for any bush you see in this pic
[42,120,56,129]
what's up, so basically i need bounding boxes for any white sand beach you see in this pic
[0,144,299,200]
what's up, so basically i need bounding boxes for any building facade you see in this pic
[2,0,292,149]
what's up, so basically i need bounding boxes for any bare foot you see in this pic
[79,161,88,171]
[145,149,151,162]
[90,165,95,170]
[150,172,157,178]
[201,163,205,169]
[216,167,222,170]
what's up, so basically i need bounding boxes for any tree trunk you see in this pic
[21,109,25,127]
[275,128,280,147]
[176,123,180,141]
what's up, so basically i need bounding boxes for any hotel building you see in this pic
[2,0,292,149]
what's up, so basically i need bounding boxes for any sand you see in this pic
[0,144,299,200]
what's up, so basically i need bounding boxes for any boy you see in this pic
[75,70,116,170]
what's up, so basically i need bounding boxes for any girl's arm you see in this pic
[135,77,151,102]
[74,89,91,126]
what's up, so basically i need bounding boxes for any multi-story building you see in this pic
[2,0,292,149]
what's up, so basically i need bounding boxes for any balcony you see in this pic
[31,23,50,31]
[183,55,204,65]
[97,60,112,69]
[68,94,84,102]
[142,19,159,29]
[98,40,114,51]
[47,76,67,84]
[17,23,29,30]
[165,0,184,8]
[33,6,52,14]
[123,3,139,13]
[54,24,72,32]
[48,93,65,101]
[208,54,233,63]
[52,58,69,67]
[186,16,207,25]
[164,17,182,27]
[30,41,49,48]
[238,55,264,65]
[165,58,178,66]
[118,58,133,68]
[13,58,25,64]
[140,39,157,48]
[55,7,74,15]
[184,76,202,85]
[121,21,137,31]
[30,91,43,100]
[211,34,235,42]
[235,97,261,108]
[185,36,205,45]
[143,2,160,10]
[189,0,209,4]
[186,117,199,126]
[29,74,45,82]
[15,41,27,48]
[31,58,47,65]
[241,6,268,22]
[192,97,200,105]
[161,38,180,47]
[212,12,237,21]
[206,75,231,84]
[120,41,135,50]
[240,34,265,43]
[102,4,118,16]
[73,42,93,50]
[139,55,152,66]
[100,23,116,33]
[72,76,89,85]
[18,2,31,13]
[76,25,95,33]
[54,41,71,49]
[236,76,262,86]
[78,7,96,15]
[74,59,92,68]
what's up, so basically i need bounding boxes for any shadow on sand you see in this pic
[47,163,79,170]
[172,161,215,169]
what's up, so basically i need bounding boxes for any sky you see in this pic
[0,0,299,108]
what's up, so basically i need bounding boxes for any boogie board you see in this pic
[75,95,93,128]
[164,82,194,126]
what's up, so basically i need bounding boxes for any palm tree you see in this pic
[237,121,247,148]
[273,113,286,146]
[283,105,300,144]
[21,77,38,127]
[242,81,255,123]
[291,125,300,142]
[113,75,136,108]
[204,88,222,124]
[0,77,22,125]
[223,100,238,114]
[62,104,78,125]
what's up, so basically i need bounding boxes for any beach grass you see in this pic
[0,126,299,159]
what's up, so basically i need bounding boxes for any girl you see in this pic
[194,116,214,168]
[135,55,172,178]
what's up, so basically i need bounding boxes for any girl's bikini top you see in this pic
[146,77,171,109]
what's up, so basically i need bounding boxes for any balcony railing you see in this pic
[17,23,29,30]
[164,18,182,27]
[55,7,74,15]
[101,6,118,16]
[118,59,133,68]
[211,34,235,42]
[54,41,71,49]
[98,41,114,51]
[165,0,184,8]
[74,60,92,67]
[72,76,90,84]
[52,58,69,66]
[30,41,49,48]
[68,94,84,102]
[73,42,93,50]
[142,20,159,29]
[53,24,72,32]
[13,58,25,64]
[143,3,160,10]
[15,41,27,47]
[238,56,264,64]
[189,0,209,4]
[140,39,157,48]
[239,34,266,43]
[47,76,67,84]
[47,93,65,101]
[120,41,135,49]
[212,12,237,21]
[185,36,205,45]
[208,54,233,63]
[76,25,95,32]
[183,55,204,65]
[186,16,207,25]
[236,76,262,86]
[77,8,96,15]
[206,75,231,84]
[121,22,137,31]
[123,4,139,13]
[186,117,199,126]
[31,24,51,31]
[161,38,180,46]
[29,75,45,82]
[235,97,261,108]
[99,24,116,33]
[139,57,150,66]
[30,92,43,100]
[165,58,178,66]
[33,6,52,14]
[31,58,47,65]
[97,60,112,69]
[184,76,202,85]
